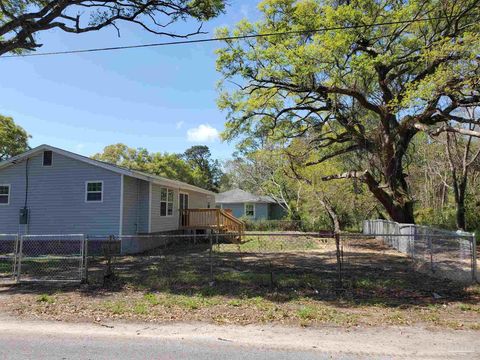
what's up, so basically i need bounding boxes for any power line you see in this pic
[0,15,469,59]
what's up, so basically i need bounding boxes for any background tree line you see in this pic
[92,143,227,192]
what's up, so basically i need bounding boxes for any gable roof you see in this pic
[0,144,215,196]
[215,189,276,204]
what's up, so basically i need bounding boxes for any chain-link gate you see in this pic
[0,234,19,283]
[17,234,86,282]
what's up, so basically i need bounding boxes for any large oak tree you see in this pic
[216,0,480,223]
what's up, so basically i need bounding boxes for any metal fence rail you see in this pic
[18,234,86,282]
[0,234,19,283]
[363,220,477,283]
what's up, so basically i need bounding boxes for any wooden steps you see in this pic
[179,208,245,242]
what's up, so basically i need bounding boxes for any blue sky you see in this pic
[0,1,259,161]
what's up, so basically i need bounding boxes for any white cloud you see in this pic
[187,124,220,143]
[176,120,185,129]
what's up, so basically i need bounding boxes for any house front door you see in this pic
[179,193,189,227]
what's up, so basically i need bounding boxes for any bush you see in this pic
[241,219,302,231]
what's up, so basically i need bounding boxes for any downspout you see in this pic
[21,158,30,234]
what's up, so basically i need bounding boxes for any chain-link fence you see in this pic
[0,234,18,283]
[17,234,86,282]
[3,226,477,286]
[84,232,356,292]
[363,220,477,283]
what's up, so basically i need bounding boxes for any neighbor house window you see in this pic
[245,203,255,217]
[160,188,174,216]
[43,150,53,166]
[86,181,103,202]
[0,185,10,205]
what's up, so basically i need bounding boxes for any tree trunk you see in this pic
[454,178,467,230]
[362,170,415,224]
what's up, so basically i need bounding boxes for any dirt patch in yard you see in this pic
[1,236,479,329]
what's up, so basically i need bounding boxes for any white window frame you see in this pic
[42,150,53,167]
[0,184,10,206]
[244,203,255,218]
[85,181,104,203]
[160,188,174,217]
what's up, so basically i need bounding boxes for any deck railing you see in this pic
[179,208,245,240]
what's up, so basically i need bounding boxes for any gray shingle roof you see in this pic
[215,189,276,204]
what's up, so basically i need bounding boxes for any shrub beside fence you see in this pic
[363,219,477,283]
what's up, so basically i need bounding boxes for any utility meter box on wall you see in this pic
[19,208,29,225]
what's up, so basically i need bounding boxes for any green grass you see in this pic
[133,303,148,315]
[458,304,480,312]
[143,293,160,306]
[219,236,323,252]
[104,301,128,315]
[297,306,316,320]
[36,294,55,304]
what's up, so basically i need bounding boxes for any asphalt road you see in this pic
[0,317,478,359]
[0,332,366,360]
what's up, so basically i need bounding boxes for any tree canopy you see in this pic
[92,143,225,191]
[0,0,225,55]
[216,0,480,223]
[0,115,30,161]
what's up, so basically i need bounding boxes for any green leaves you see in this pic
[0,115,30,161]
[215,0,480,222]
[92,144,224,191]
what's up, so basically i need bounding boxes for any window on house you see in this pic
[43,151,53,166]
[0,185,10,205]
[86,181,103,202]
[245,203,255,217]
[160,188,174,216]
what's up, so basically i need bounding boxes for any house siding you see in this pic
[150,185,214,233]
[218,202,269,220]
[187,191,215,209]
[122,176,150,235]
[254,203,269,220]
[137,180,150,233]
[150,184,179,233]
[269,203,287,220]
[0,152,121,235]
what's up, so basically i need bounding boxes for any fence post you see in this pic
[12,234,19,282]
[428,233,434,272]
[83,235,88,284]
[472,234,477,283]
[17,235,24,283]
[209,233,214,285]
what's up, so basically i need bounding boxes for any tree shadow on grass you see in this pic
[1,241,478,309]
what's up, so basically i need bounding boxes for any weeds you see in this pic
[36,294,54,304]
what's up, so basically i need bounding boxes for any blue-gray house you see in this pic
[0,145,216,236]
[215,189,286,220]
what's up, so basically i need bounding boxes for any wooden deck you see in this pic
[179,208,245,241]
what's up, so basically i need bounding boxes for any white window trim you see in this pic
[0,184,10,206]
[160,187,174,217]
[244,203,255,218]
[42,150,53,167]
[85,180,104,203]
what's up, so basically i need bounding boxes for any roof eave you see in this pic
[0,144,215,196]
